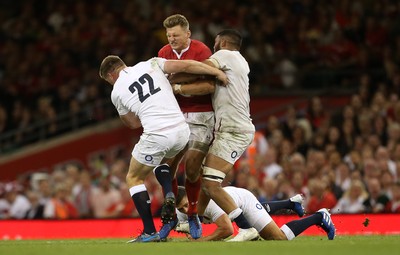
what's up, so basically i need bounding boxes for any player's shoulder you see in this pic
[158,44,172,57]
[191,39,208,47]
[213,49,233,57]
[190,39,212,52]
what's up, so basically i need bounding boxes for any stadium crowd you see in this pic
[1,0,400,219]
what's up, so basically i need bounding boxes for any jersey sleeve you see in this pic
[151,57,167,73]
[111,91,129,116]
[204,200,226,223]
[209,50,230,71]
[197,44,212,60]
[158,45,169,58]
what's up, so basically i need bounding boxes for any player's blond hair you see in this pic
[163,14,190,30]
[99,55,125,80]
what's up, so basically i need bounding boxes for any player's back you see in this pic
[210,50,254,133]
[222,186,255,209]
[158,39,213,113]
[111,58,185,133]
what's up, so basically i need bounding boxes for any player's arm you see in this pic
[119,112,141,129]
[197,214,234,241]
[168,73,205,84]
[171,57,223,96]
[163,60,228,85]
[173,79,215,96]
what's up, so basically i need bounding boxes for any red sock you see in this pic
[185,178,201,215]
[172,178,178,198]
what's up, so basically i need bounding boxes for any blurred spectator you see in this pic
[390,182,400,213]
[24,190,45,219]
[335,162,351,193]
[264,115,280,139]
[306,178,337,213]
[374,146,397,179]
[3,182,31,219]
[306,96,329,132]
[44,182,78,219]
[291,170,308,198]
[109,158,129,188]
[332,179,368,214]
[258,178,279,203]
[72,170,96,218]
[363,178,390,213]
[260,147,282,180]
[117,183,138,218]
[90,174,122,218]
[36,176,52,205]
[325,126,346,157]
[381,171,395,198]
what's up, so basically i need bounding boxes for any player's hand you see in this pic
[215,70,228,86]
[176,222,190,234]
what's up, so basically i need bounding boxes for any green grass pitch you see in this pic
[1,236,399,255]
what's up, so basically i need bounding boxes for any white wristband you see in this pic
[173,84,182,94]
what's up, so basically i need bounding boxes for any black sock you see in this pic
[233,212,252,229]
[132,190,156,234]
[262,199,293,214]
[285,213,322,236]
[154,164,173,195]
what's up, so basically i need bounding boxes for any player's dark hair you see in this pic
[217,29,242,49]
[99,55,125,79]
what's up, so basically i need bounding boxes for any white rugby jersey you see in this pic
[111,58,185,133]
[209,50,255,133]
[177,186,254,224]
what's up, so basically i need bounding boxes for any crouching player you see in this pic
[162,186,335,241]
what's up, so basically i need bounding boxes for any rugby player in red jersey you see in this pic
[158,14,213,240]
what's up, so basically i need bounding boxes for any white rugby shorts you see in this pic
[240,188,272,232]
[184,111,214,153]
[132,123,190,166]
[208,131,254,164]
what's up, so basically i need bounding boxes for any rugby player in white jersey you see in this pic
[173,186,335,241]
[99,55,227,242]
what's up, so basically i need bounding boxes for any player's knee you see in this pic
[185,163,201,182]
[186,172,200,183]
[185,151,205,172]
[126,172,141,186]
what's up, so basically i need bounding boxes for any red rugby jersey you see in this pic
[158,39,213,113]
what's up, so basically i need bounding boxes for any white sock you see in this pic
[280,224,295,240]
[228,208,243,221]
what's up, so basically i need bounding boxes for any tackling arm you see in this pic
[168,73,214,84]
[173,79,215,96]
[163,60,227,85]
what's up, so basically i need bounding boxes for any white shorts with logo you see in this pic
[132,123,190,167]
[239,189,273,232]
[201,187,272,232]
[184,111,214,153]
[208,131,254,164]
